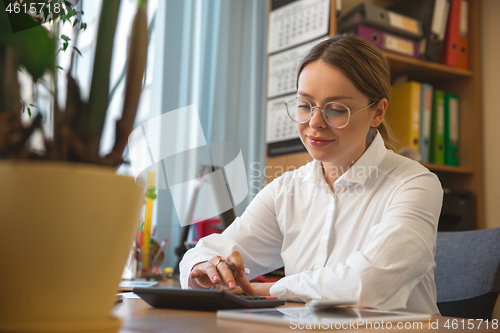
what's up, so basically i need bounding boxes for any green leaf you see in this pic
[18,68,23,73]
[73,46,82,57]
[56,65,63,70]
[63,0,73,9]
[61,34,71,42]
[29,104,36,107]
[10,26,56,82]
[145,187,157,200]
[73,18,79,27]
[27,107,31,117]
[66,9,76,20]
[80,22,87,31]
[62,42,68,51]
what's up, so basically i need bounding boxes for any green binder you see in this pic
[430,90,445,165]
[445,93,460,166]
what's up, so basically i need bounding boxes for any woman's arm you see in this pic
[179,180,285,289]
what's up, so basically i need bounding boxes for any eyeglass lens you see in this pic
[287,98,350,127]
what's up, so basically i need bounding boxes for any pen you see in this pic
[225,260,250,275]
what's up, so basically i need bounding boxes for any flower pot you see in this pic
[0,161,144,332]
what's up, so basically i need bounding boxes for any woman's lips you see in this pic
[307,135,335,147]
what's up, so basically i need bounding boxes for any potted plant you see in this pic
[0,0,149,331]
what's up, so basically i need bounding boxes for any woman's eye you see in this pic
[329,108,347,115]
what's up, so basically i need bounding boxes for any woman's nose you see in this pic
[308,107,327,129]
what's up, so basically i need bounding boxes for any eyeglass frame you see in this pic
[284,97,378,129]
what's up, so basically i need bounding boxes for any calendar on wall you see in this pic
[266,94,307,156]
[267,36,328,99]
[266,94,297,144]
[267,0,330,54]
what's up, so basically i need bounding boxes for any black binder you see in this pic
[338,3,423,40]
[388,0,451,62]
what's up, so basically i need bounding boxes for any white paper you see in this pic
[266,94,300,143]
[268,0,330,54]
[267,36,328,99]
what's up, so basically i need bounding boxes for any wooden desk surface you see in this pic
[113,298,498,333]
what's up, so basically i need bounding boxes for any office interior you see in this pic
[3,0,499,325]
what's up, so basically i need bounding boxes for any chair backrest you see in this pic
[435,228,500,320]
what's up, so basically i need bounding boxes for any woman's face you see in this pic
[296,59,385,168]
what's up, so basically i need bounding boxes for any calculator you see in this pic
[133,287,286,311]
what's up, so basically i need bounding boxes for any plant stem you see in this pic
[79,0,121,140]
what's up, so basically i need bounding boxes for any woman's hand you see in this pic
[188,250,254,295]
[225,282,275,296]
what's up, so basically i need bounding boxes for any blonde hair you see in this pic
[297,35,397,151]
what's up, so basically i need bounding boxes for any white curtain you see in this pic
[152,0,269,268]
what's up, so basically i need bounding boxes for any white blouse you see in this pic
[180,131,443,314]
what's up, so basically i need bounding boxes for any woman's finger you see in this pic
[235,275,255,295]
[224,251,247,278]
[216,260,238,289]
[224,285,244,295]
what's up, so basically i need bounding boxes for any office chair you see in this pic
[434,228,500,320]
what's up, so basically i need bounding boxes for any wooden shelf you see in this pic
[422,163,474,175]
[266,0,483,228]
[384,52,473,82]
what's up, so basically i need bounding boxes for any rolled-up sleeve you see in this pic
[180,180,284,289]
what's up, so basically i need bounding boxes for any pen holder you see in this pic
[134,238,165,280]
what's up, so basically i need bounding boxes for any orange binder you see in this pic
[441,0,461,67]
[457,0,469,70]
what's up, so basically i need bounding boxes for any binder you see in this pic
[430,89,446,165]
[271,0,296,10]
[457,0,469,70]
[345,24,419,58]
[441,0,461,67]
[385,81,421,154]
[445,93,460,166]
[389,0,451,63]
[420,83,434,163]
[338,3,423,40]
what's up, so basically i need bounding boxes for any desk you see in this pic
[113,298,498,333]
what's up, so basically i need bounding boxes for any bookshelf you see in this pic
[265,0,484,228]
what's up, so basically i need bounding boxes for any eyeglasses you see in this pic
[284,97,377,129]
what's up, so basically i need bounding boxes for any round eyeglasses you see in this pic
[284,97,377,129]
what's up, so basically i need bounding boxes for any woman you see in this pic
[180,35,443,314]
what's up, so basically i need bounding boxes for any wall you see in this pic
[480,0,500,321]
[481,1,500,231]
